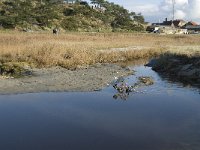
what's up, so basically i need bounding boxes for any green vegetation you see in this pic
[0,62,31,77]
[0,0,145,32]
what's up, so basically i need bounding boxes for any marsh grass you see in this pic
[1,31,200,69]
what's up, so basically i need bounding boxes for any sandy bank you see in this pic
[0,64,133,95]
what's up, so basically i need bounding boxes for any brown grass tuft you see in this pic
[1,31,200,69]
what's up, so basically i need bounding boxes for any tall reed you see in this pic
[1,32,200,69]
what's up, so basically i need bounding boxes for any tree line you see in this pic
[0,0,145,31]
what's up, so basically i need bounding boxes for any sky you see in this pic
[89,0,200,23]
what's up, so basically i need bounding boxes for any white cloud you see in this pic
[159,0,188,19]
[133,4,159,16]
[189,0,200,19]
[163,0,188,5]
[175,9,186,19]
[131,0,200,23]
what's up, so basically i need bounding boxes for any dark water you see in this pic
[0,66,200,150]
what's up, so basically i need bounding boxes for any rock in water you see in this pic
[138,76,154,86]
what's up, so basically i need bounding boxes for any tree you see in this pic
[34,0,63,27]
[0,0,145,31]
[133,13,145,23]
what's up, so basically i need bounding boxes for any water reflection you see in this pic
[157,72,200,91]
[0,63,200,150]
[113,92,129,100]
[118,58,200,92]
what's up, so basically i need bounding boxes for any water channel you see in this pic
[0,64,200,150]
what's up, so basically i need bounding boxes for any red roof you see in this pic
[187,21,198,26]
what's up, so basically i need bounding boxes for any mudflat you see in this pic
[0,64,133,95]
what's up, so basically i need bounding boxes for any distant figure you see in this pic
[53,28,59,35]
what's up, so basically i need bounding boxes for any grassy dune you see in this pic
[1,31,200,69]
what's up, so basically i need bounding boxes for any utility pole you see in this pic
[172,0,175,26]
[172,0,175,21]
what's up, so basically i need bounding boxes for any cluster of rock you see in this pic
[138,76,154,86]
[113,76,154,100]
[113,82,133,94]
[147,55,200,83]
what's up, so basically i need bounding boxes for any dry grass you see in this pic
[1,31,200,69]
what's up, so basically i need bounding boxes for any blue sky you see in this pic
[88,0,200,23]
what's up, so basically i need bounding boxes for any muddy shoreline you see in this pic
[0,64,133,95]
[147,54,200,86]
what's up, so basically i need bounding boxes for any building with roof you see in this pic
[153,18,187,28]
[184,25,200,33]
[186,21,198,26]
[147,18,200,34]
